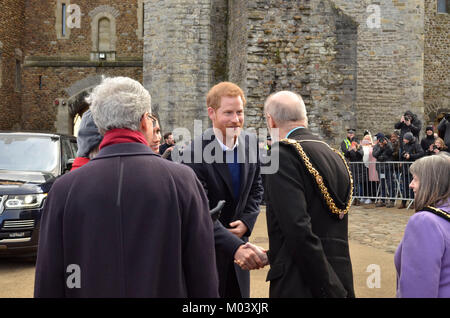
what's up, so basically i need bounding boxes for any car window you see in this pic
[69,138,78,158]
[0,134,59,173]
[61,138,75,167]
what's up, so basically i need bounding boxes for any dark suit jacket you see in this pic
[34,142,219,298]
[181,129,264,297]
[265,129,355,298]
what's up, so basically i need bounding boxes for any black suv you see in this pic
[0,132,77,257]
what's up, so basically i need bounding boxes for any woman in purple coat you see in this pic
[395,153,450,297]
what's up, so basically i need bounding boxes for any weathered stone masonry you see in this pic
[424,0,450,124]
[0,0,448,145]
[143,0,448,146]
[0,0,25,130]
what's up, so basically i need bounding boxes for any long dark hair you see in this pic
[410,153,450,211]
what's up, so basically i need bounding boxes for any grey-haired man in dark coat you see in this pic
[34,77,219,298]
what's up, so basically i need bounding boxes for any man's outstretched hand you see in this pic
[234,242,269,270]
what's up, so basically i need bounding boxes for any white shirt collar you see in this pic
[216,134,239,151]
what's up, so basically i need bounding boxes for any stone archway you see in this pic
[67,90,91,136]
[55,75,104,135]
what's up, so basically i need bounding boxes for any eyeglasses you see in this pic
[143,112,158,126]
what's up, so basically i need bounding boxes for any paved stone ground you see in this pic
[250,204,415,298]
[348,203,414,253]
[0,204,414,298]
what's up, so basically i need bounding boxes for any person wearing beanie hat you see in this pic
[70,110,103,171]
[399,131,425,208]
[421,125,436,156]
[403,132,414,143]
[394,110,422,160]
[438,114,450,149]
[375,132,386,142]
[372,132,395,207]
[390,130,401,160]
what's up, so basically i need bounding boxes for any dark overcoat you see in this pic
[34,142,219,298]
[265,129,355,298]
[180,129,264,298]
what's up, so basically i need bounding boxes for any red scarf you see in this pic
[70,157,90,171]
[99,128,149,150]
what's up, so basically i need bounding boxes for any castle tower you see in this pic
[143,0,228,137]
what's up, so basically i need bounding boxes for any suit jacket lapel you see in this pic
[237,133,249,203]
[213,163,234,197]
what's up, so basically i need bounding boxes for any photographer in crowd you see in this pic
[421,126,436,156]
[399,132,425,209]
[402,132,425,162]
[438,113,450,149]
[427,137,449,156]
[395,110,422,158]
[372,133,395,208]
[390,131,401,161]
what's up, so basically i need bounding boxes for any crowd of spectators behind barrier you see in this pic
[73,107,450,210]
[340,110,450,209]
[147,109,450,210]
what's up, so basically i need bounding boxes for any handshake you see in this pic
[234,242,269,271]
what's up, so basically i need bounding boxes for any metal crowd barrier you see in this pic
[348,161,414,209]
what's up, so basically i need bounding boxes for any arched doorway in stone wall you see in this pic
[68,90,91,136]
[56,75,104,136]
[426,106,449,132]
[430,109,449,139]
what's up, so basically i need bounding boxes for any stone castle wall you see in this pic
[330,0,425,140]
[0,0,25,130]
[424,0,450,125]
[233,0,358,146]
[1,0,448,140]
[144,0,431,146]
[144,0,213,136]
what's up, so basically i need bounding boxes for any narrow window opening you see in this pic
[15,60,21,92]
[98,18,111,52]
[437,0,449,13]
[0,52,2,88]
[62,3,66,36]
[142,4,145,38]
[39,75,43,90]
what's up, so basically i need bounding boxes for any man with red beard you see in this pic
[181,82,265,298]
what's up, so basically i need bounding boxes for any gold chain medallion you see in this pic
[280,138,353,219]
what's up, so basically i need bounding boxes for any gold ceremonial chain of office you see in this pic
[280,138,353,219]
[425,206,450,221]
